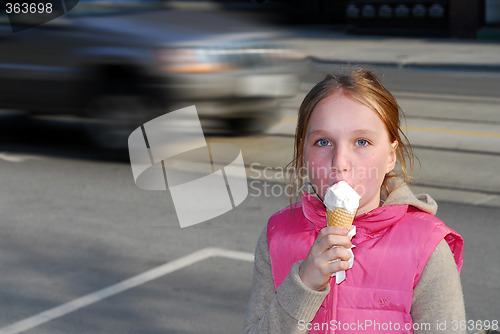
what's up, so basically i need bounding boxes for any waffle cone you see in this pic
[326,207,355,230]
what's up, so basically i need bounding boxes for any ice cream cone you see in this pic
[323,182,360,284]
[326,207,356,230]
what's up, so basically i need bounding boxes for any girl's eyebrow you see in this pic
[306,129,329,136]
[352,129,378,136]
[306,129,378,136]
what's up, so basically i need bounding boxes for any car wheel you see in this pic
[85,94,158,150]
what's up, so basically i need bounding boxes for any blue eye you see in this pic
[316,139,331,147]
[356,139,369,147]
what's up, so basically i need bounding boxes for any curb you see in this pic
[308,56,500,73]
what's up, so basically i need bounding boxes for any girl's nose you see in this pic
[331,145,351,174]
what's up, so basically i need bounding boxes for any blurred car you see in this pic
[0,0,305,148]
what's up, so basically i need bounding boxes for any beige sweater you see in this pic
[243,179,466,333]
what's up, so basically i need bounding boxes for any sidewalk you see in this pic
[286,26,500,71]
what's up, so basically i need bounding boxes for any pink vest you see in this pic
[267,194,464,334]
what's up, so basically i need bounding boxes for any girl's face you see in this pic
[303,92,397,215]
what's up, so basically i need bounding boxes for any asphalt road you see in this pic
[0,66,499,334]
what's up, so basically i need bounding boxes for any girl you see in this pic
[243,69,465,334]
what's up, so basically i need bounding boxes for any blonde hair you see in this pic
[288,68,417,202]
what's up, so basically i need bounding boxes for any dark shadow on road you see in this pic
[0,113,268,163]
[0,113,131,163]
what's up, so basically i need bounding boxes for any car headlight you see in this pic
[154,44,307,74]
[154,48,236,74]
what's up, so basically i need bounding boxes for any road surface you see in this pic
[0,66,499,334]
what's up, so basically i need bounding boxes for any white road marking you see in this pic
[0,248,254,334]
[473,195,499,206]
[0,153,42,163]
[393,91,500,103]
[212,248,255,262]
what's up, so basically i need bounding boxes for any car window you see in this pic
[0,0,165,31]
[0,9,9,25]
[69,0,165,16]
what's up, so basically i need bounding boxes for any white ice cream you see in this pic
[324,181,361,215]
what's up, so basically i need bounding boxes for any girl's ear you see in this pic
[386,140,398,173]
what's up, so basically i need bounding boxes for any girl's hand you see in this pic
[298,226,353,291]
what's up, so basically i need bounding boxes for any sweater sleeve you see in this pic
[242,227,329,334]
[411,239,466,334]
